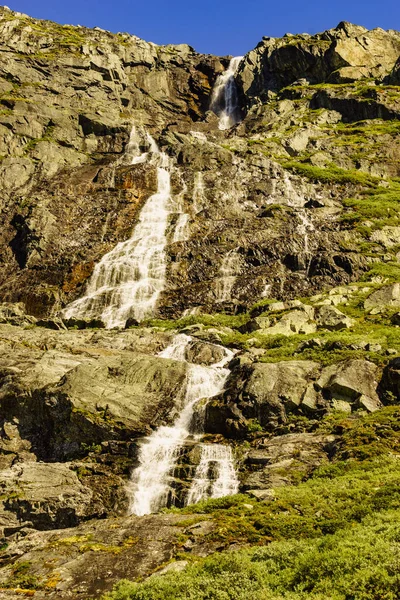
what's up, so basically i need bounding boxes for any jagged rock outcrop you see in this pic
[205,357,383,436]
[237,22,400,102]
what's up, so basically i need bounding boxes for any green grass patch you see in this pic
[256,320,400,366]
[101,449,400,600]
[4,561,41,590]
[144,313,249,332]
[280,161,379,186]
[361,261,400,283]
[341,181,400,230]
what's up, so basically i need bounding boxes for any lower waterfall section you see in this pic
[129,334,238,516]
[186,444,239,506]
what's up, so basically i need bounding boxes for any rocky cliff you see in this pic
[0,10,399,318]
[0,7,400,599]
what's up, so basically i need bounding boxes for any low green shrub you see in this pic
[280,161,379,187]
[100,507,400,600]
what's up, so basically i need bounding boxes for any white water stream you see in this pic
[283,174,315,259]
[129,334,237,516]
[63,127,175,328]
[210,56,243,130]
[186,444,239,506]
[215,250,241,302]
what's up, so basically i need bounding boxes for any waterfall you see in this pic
[215,250,241,302]
[63,126,174,328]
[193,172,205,213]
[186,444,239,506]
[129,334,237,516]
[283,174,315,257]
[173,180,190,243]
[210,56,243,130]
[173,213,190,243]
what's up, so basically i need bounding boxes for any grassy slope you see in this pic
[100,408,400,600]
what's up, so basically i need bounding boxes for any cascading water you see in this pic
[210,56,243,130]
[63,127,174,328]
[172,180,190,243]
[129,334,237,516]
[283,174,315,259]
[215,250,241,302]
[193,172,205,213]
[186,444,239,506]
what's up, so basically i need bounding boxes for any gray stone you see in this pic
[242,432,334,491]
[365,284,400,310]
[319,359,380,408]
[243,360,320,425]
[316,305,354,331]
[355,394,382,413]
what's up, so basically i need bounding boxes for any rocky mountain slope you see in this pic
[0,7,400,599]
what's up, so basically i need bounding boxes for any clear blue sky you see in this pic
[4,0,400,56]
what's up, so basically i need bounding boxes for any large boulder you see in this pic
[0,462,99,535]
[243,432,335,495]
[318,359,381,412]
[205,360,323,436]
[316,305,354,331]
[184,339,227,365]
[364,284,400,310]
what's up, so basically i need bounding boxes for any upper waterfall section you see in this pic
[62,127,174,328]
[210,56,244,130]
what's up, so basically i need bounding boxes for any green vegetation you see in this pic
[333,119,400,137]
[4,561,41,590]
[52,534,137,554]
[362,261,400,283]
[144,312,249,331]
[341,180,400,232]
[102,511,400,600]
[280,161,378,187]
[80,442,102,454]
[100,408,400,600]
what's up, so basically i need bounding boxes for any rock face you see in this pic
[242,432,335,495]
[0,320,194,539]
[1,9,398,318]
[205,357,383,436]
[0,323,188,462]
[237,22,400,102]
[0,512,219,599]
